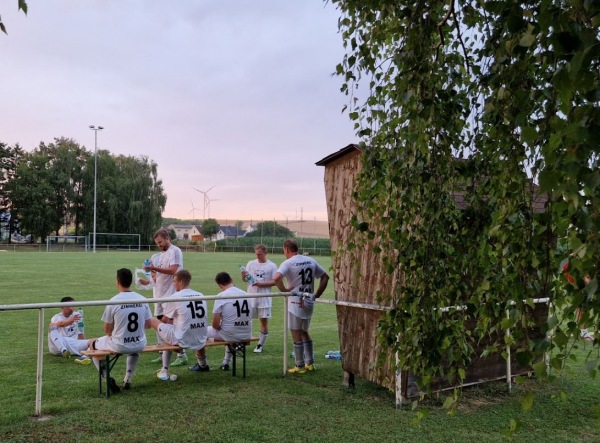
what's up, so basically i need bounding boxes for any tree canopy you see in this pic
[332,0,599,401]
[201,218,220,239]
[3,138,166,243]
[245,220,295,238]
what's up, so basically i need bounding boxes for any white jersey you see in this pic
[153,244,183,299]
[163,288,208,349]
[277,254,327,319]
[101,291,152,353]
[47,312,83,354]
[49,312,78,338]
[213,286,252,342]
[245,259,277,309]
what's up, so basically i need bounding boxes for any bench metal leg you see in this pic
[98,354,120,398]
[228,343,247,378]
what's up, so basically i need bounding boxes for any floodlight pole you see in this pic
[89,125,104,253]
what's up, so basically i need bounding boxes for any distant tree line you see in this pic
[0,138,166,244]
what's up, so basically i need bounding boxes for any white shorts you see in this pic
[288,313,311,332]
[252,307,271,320]
[156,324,206,350]
[93,336,142,354]
[157,323,177,346]
[48,336,89,356]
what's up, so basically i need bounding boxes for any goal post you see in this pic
[46,235,89,252]
[89,233,141,251]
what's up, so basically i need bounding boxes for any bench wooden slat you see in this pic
[81,343,182,358]
[83,337,260,397]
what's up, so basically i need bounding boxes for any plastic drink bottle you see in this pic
[239,265,255,285]
[77,308,85,334]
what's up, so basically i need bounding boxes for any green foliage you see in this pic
[245,220,295,238]
[168,228,176,240]
[333,0,600,396]
[215,236,331,255]
[201,218,220,238]
[4,138,166,243]
[0,0,27,35]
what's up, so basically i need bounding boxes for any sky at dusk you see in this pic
[1,1,357,222]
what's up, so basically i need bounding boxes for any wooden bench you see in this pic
[82,344,182,397]
[81,338,259,397]
[203,337,259,379]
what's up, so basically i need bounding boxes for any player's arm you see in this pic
[146,263,179,276]
[255,279,276,288]
[273,272,287,292]
[104,322,114,336]
[212,313,222,330]
[49,316,77,329]
[255,270,277,288]
[241,262,251,282]
[314,273,330,298]
[144,318,152,329]
[161,315,174,325]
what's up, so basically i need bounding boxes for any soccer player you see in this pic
[47,296,91,365]
[199,272,252,371]
[87,268,152,393]
[144,228,187,366]
[274,239,329,374]
[149,269,208,380]
[241,244,277,353]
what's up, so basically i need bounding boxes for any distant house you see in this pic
[215,225,245,241]
[167,224,203,241]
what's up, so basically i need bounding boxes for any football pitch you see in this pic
[0,251,598,442]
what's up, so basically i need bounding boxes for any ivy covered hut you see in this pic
[316,144,550,405]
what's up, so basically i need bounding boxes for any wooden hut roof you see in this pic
[317,144,548,213]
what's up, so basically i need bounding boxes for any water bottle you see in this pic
[239,265,255,285]
[77,308,85,334]
[325,350,342,360]
[144,259,152,277]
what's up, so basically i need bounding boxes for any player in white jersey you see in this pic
[149,269,208,380]
[144,228,187,365]
[241,244,277,353]
[205,272,252,371]
[274,239,329,375]
[88,268,152,393]
[47,296,91,365]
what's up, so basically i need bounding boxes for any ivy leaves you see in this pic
[333,0,600,400]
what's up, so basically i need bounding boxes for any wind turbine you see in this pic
[193,186,215,219]
[206,196,219,219]
[188,200,200,220]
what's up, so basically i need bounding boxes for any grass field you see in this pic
[0,251,599,442]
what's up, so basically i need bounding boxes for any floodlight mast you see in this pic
[89,125,104,253]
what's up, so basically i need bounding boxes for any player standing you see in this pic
[241,244,277,353]
[274,239,329,374]
[144,228,187,365]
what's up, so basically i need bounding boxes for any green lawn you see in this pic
[0,251,598,442]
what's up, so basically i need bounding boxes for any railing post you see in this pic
[35,308,45,416]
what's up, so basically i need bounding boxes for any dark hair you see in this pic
[175,269,192,286]
[215,272,233,286]
[153,228,170,240]
[60,296,74,303]
[283,239,298,253]
[117,268,133,288]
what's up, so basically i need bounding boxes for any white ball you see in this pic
[170,374,178,381]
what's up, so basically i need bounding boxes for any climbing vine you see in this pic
[332,0,600,400]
